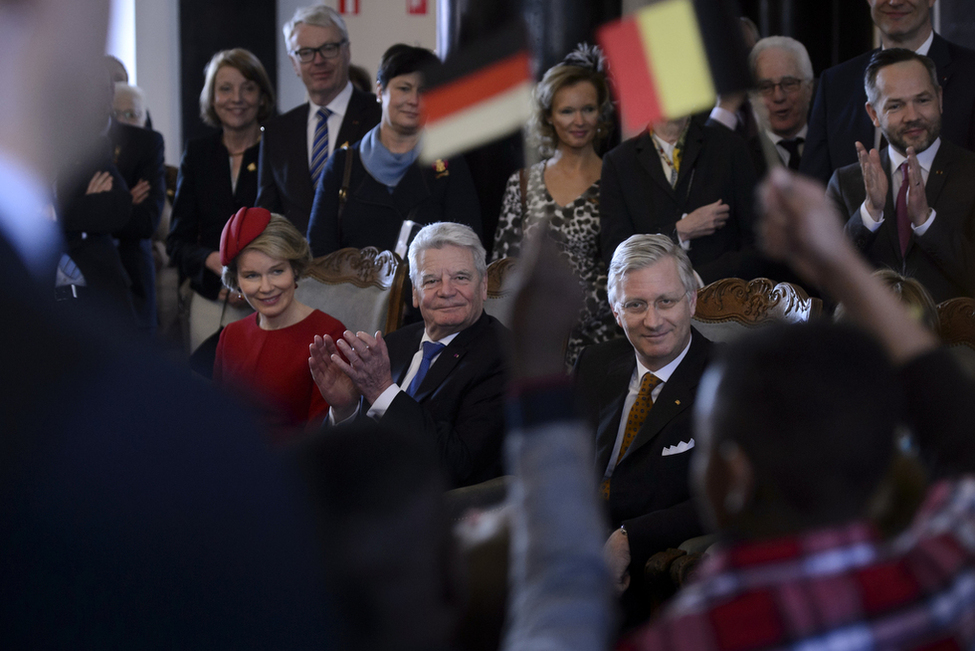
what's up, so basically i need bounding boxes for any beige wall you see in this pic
[276,0,438,112]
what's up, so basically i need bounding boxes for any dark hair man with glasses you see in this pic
[574,233,714,625]
[256,4,380,234]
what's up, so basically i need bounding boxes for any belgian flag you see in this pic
[598,0,751,135]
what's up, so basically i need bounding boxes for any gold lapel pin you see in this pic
[675,399,681,405]
[247,162,256,172]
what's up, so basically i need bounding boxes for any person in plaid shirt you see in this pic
[622,168,975,651]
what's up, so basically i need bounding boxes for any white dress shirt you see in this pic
[768,124,808,167]
[859,138,939,236]
[305,81,355,166]
[602,336,692,480]
[328,329,460,425]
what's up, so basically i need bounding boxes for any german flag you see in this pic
[419,28,532,164]
[598,0,748,135]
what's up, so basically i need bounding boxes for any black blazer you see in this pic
[802,33,975,185]
[574,332,712,569]
[166,131,260,300]
[599,118,757,283]
[826,139,975,302]
[56,136,137,325]
[306,144,483,257]
[364,312,509,489]
[255,88,381,234]
[108,119,166,334]
[0,232,335,646]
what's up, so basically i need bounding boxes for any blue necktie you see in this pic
[310,107,332,187]
[406,342,445,397]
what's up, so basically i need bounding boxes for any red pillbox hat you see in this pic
[219,207,272,266]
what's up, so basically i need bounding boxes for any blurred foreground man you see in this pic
[0,0,335,645]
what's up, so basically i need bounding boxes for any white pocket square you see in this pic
[661,439,695,456]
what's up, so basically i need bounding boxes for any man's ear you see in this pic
[865,101,881,128]
[719,440,755,516]
[688,289,697,319]
[290,54,301,78]
[412,285,420,309]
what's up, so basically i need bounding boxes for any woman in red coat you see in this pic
[214,207,345,441]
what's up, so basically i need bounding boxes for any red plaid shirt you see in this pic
[622,477,975,651]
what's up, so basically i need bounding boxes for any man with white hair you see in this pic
[574,233,713,622]
[112,82,148,128]
[310,221,509,488]
[257,4,380,234]
[710,36,814,175]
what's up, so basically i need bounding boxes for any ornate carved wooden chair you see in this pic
[483,257,518,329]
[937,297,975,350]
[691,277,823,342]
[295,247,408,335]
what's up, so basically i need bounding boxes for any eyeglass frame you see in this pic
[291,40,348,64]
[616,291,693,317]
[755,76,808,97]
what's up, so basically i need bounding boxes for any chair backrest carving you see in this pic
[296,247,407,334]
[483,257,518,328]
[937,297,975,351]
[692,277,822,342]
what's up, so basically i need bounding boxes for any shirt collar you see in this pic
[916,30,935,56]
[634,333,693,384]
[420,330,460,348]
[307,81,354,124]
[888,137,940,173]
[766,123,808,145]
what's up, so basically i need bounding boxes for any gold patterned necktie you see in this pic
[601,372,662,499]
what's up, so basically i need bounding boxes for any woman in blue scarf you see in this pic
[306,44,482,259]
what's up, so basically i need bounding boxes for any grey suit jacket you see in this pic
[826,139,975,302]
[256,87,381,234]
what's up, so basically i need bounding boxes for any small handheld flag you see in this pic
[419,28,533,164]
[598,0,716,135]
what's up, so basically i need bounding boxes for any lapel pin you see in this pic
[454,353,460,358]
[675,400,681,405]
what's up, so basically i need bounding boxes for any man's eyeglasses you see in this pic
[756,77,805,96]
[292,40,347,63]
[618,293,690,317]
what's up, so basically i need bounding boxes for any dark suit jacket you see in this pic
[108,119,166,334]
[166,131,260,300]
[802,33,975,185]
[0,232,334,646]
[574,331,712,570]
[256,88,381,234]
[600,118,757,283]
[366,312,509,489]
[826,139,975,302]
[55,137,137,325]
[306,145,483,257]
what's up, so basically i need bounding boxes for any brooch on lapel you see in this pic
[433,159,449,179]
[247,162,257,172]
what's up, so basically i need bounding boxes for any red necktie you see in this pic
[895,162,911,257]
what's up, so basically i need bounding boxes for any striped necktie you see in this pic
[310,107,332,187]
